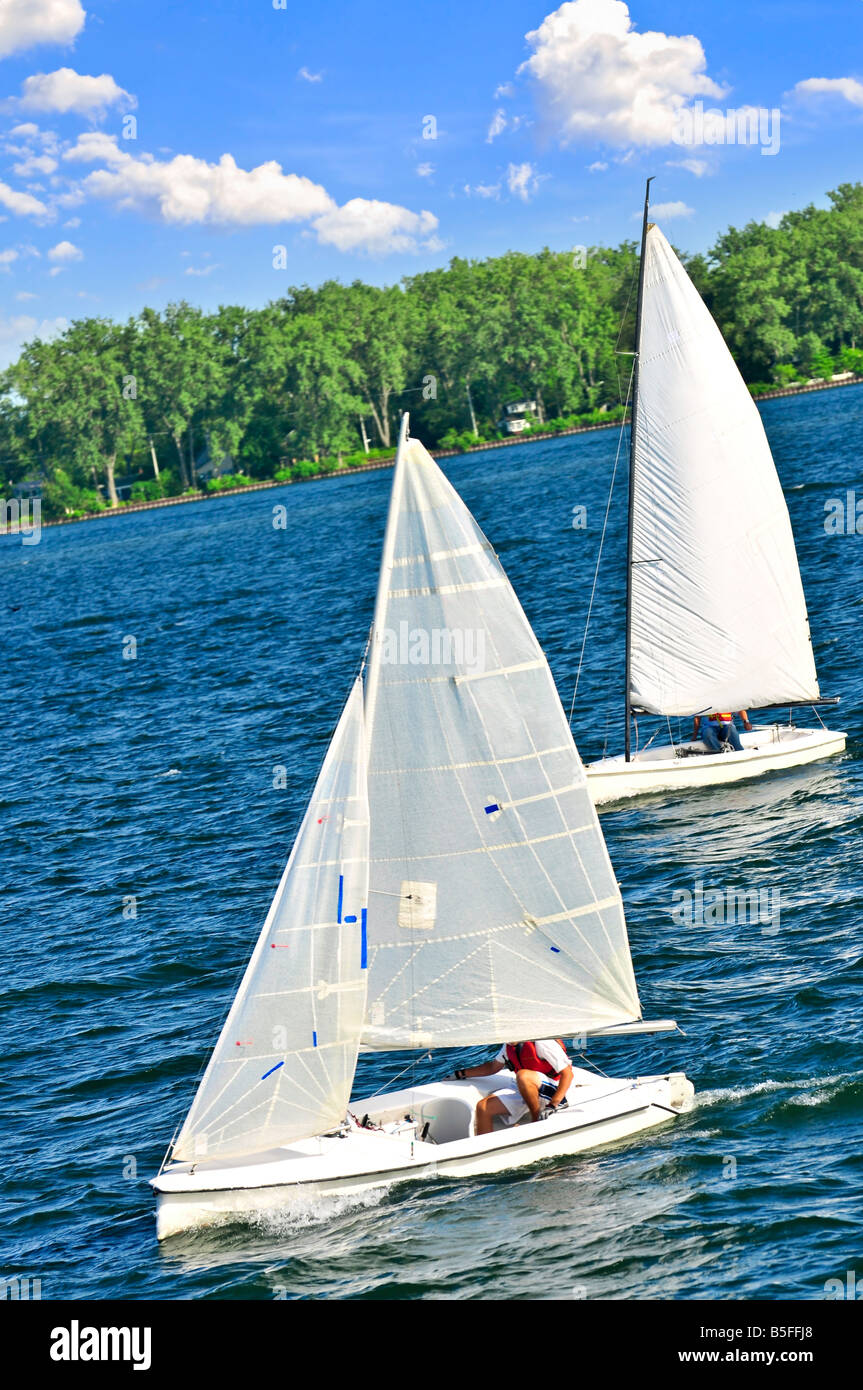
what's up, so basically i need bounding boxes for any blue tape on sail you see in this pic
[550,946,560,953]
[261,1061,284,1081]
[313,1031,318,1047]
[361,908,368,969]
[344,914,357,923]
[484,803,500,814]
[337,874,344,924]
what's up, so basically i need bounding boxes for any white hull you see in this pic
[586,724,845,806]
[152,1069,694,1240]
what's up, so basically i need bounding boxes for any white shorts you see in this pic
[492,1072,559,1125]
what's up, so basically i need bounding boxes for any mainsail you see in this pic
[173,678,369,1161]
[628,224,820,719]
[362,423,642,1050]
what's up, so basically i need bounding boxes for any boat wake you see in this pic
[696,1073,857,1109]
[247,1185,390,1236]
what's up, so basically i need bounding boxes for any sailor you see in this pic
[692,709,752,753]
[450,1039,574,1134]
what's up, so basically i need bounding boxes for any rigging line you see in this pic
[612,247,640,409]
[362,1051,433,1101]
[573,1051,610,1079]
[614,253,640,357]
[568,361,635,727]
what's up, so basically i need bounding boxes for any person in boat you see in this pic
[692,710,753,753]
[450,1039,573,1133]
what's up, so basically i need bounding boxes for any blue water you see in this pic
[3,386,861,1300]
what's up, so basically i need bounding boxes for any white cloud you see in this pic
[312,199,440,254]
[0,0,85,59]
[16,290,37,300]
[63,215,81,227]
[495,82,515,98]
[764,210,788,229]
[0,181,50,219]
[65,135,335,224]
[8,124,60,157]
[792,76,863,108]
[63,134,438,251]
[53,188,84,209]
[667,156,709,176]
[297,66,323,83]
[13,154,58,176]
[649,199,694,219]
[506,161,539,201]
[464,182,501,199]
[0,312,67,368]
[19,68,135,116]
[416,162,434,177]
[0,248,19,268]
[0,313,48,340]
[184,263,220,276]
[520,0,724,147]
[587,160,608,171]
[47,238,82,261]
[487,108,507,142]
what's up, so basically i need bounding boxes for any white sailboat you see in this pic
[152,416,693,1241]
[585,181,845,807]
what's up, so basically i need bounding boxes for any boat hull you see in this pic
[152,1070,693,1240]
[585,725,845,806]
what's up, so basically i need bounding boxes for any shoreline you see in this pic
[26,373,863,530]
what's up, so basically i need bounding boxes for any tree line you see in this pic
[3,182,862,520]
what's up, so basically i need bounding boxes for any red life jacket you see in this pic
[505,1040,566,1080]
[709,713,733,723]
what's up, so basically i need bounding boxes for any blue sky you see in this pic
[1,0,862,364]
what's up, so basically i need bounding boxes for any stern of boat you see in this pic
[586,723,846,804]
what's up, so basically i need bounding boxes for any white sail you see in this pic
[362,425,641,1050]
[629,224,820,718]
[173,678,369,1161]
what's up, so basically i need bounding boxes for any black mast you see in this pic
[624,177,653,763]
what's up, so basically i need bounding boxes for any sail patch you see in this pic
[398,881,437,930]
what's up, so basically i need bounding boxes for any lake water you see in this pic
[3,385,862,1300]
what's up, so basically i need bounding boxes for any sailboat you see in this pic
[152,416,693,1241]
[585,181,845,807]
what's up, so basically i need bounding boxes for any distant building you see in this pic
[195,441,235,484]
[11,476,45,500]
[98,471,143,502]
[500,399,538,435]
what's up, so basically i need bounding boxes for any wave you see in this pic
[696,1073,856,1108]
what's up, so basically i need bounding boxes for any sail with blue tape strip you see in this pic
[173,678,370,1162]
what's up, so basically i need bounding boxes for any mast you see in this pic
[364,411,410,740]
[624,177,653,762]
